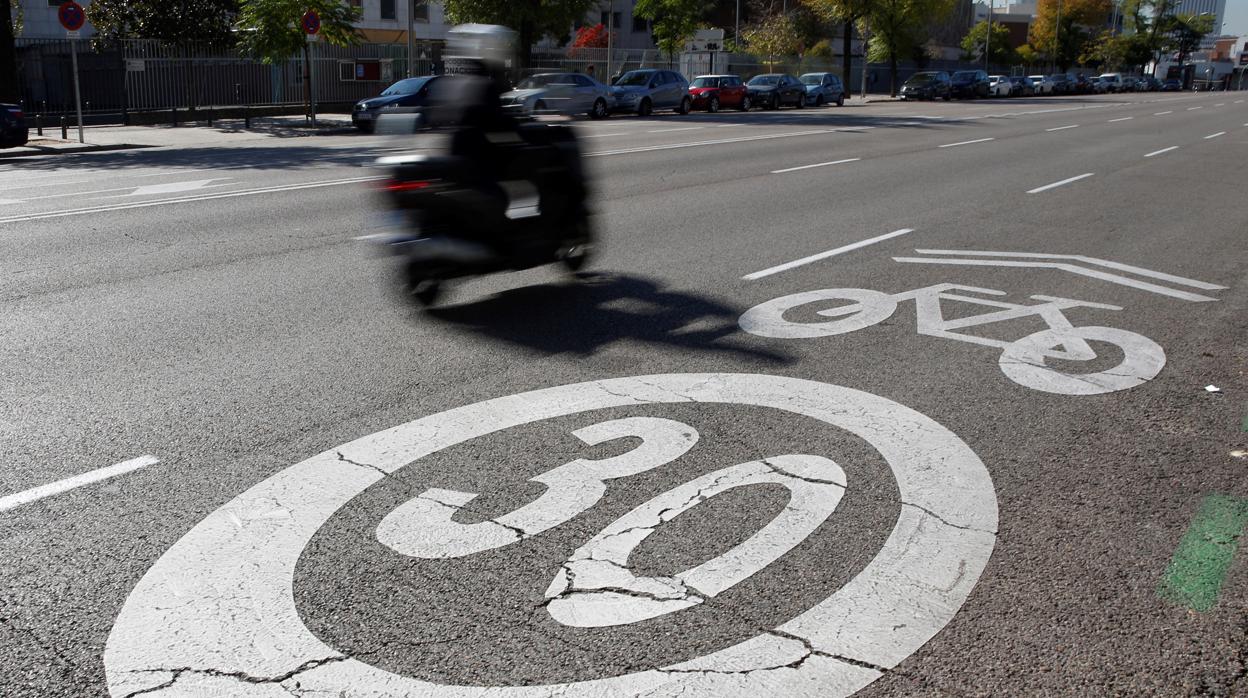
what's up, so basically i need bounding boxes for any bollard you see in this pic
[244,104,251,129]
[36,114,43,136]
[207,107,213,126]
[172,107,178,126]
[122,106,129,126]
[61,115,68,140]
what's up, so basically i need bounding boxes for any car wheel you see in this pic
[740,95,751,111]
[676,96,691,115]
[589,98,607,120]
[708,96,719,113]
[638,98,652,117]
[534,100,547,114]
[795,94,805,109]
[942,93,951,101]
[771,95,780,110]
[815,95,825,107]
[837,94,844,107]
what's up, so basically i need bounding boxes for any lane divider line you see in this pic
[0,455,160,513]
[1155,111,1173,115]
[1144,146,1179,158]
[646,126,703,134]
[771,157,860,174]
[1045,124,1079,132]
[1187,106,1203,111]
[1026,172,1094,194]
[1204,131,1226,140]
[1215,103,1225,107]
[1158,493,1248,612]
[588,129,835,157]
[938,137,995,148]
[743,228,914,280]
[1108,117,1134,122]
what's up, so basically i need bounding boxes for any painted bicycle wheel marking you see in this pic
[105,374,997,697]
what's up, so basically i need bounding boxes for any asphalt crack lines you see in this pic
[120,655,349,698]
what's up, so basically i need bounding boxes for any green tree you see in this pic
[960,19,1018,66]
[634,0,708,64]
[1164,12,1215,66]
[864,0,956,96]
[441,0,598,68]
[0,0,15,102]
[803,0,870,94]
[741,12,801,71]
[1028,0,1110,70]
[235,0,360,64]
[87,0,238,45]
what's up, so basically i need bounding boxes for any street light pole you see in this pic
[1053,0,1062,73]
[407,0,416,78]
[606,0,614,81]
[985,0,992,72]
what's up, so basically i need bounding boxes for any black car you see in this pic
[1161,78,1181,92]
[950,70,990,99]
[352,75,452,132]
[900,72,952,101]
[746,74,807,110]
[1,103,29,149]
[1007,76,1034,97]
[1071,74,1093,94]
[1048,73,1073,95]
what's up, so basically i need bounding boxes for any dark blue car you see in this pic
[1,104,29,149]
[352,76,449,132]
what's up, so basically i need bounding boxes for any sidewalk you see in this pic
[1,113,357,159]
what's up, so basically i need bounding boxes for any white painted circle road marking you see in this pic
[105,373,998,697]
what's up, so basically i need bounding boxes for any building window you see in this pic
[412,0,429,21]
[381,0,396,21]
[599,11,621,28]
[631,15,648,33]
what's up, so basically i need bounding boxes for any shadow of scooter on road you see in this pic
[424,272,790,365]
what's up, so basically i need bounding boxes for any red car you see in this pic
[687,74,751,112]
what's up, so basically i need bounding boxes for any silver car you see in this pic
[609,69,692,116]
[502,73,611,119]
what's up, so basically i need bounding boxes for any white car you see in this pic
[1099,73,1124,93]
[1029,75,1055,95]
[988,75,1012,97]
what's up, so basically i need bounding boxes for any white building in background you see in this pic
[1171,0,1228,33]
[16,0,96,40]
[351,0,452,44]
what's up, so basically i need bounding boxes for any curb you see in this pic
[0,142,154,160]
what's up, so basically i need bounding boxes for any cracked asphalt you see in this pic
[1,92,1246,696]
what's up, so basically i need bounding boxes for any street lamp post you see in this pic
[985,0,992,72]
[407,0,416,78]
[1053,0,1062,73]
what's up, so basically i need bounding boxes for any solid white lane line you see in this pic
[581,132,634,138]
[1108,117,1134,122]
[588,129,834,157]
[646,126,703,134]
[0,455,159,513]
[1144,146,1179,157]
[743,228,914,280]
[938,137,994,148]
[1204,131,1225,139]
[771,158,860,174]
[1045,124,1079,132]
[0,176,382,224]
[1187,106,1203,111]
[1027,173,1094,194]
[1154,111,1173,115]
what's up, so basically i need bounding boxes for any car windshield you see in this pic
[616,71,654,87]
[800,75,823,85]
[952,72,977,80]
[690,77,721,88]
[381,77,432,96]
[906,73,939,84]
[749,75,781,85]
[516,75,570,89]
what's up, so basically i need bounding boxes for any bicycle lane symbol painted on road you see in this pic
[739,254,1226,396]
[105,374,998,697]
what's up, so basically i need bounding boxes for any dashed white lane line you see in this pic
[1204,131,1226,140]
[588,129,835,157]
[1187,106,1203,111]
[1108,117,1134,122]
[0,455,159,513]
[1027,172,1094,194]
[1237,100,1245,104]
[646,126,703,134]
[1045,124,1079,132]
[1155,111,1173,115]
[938,137,995,148]
[743,228,914,280]
[1215,103,1225,107]
[771,157,860,174]
[1144,146,1179,158]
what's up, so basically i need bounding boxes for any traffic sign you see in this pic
[58,1,86,32]
[301,10,321,35]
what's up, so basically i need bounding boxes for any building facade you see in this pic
[1171,0,1227,33]
[351,0,452,44]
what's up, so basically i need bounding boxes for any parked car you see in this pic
[688,74,750,112]
[610,69,691,116]
[899,71,952,100]
[1161,78,1181,91]
[746,73,807,109]
[1098,73,1124,92]
[951,70,990,99]
[1087,76,1106,93]
[1048,73,1073,95]
[1,103,28,148]
[501,72,611,118]
[799,72,846,107]
[1138,76,1160,91]
[988,75,1012,97]
[1071,74,1093,94]
[1008,76,1035,97]
[352,75,451,132]
[1029,75,1055,95]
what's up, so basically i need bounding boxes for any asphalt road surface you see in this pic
[2,91,1246,697]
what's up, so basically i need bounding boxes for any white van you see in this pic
[1099,73,1124,93]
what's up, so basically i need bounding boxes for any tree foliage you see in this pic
[960,19,1019,65]
[740,12,801,70]
[863,0,956,95]
[1027,0,1110,70]
[236,0,360,64]
[570,22,610,49]
[442,0,598,57]
[634,0,708,59]
[87,0,239,45]
[803,0,872,84]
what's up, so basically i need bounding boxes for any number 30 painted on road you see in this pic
[106,374,998,697]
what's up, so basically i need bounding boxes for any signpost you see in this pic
[58,1,86,144]
[302,11,320,126]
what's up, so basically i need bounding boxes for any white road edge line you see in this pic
[771,158,860,174]
[1027,172,1094,194]
[938,137,995,148]
[588,129,833,157]
[0,455,160,513]
[1204,131,1225,140]
[1144,146,1179,158]
[1107,117,1134,122]
[1045,124,1079,132]
[646,126,703,134]
[743,228,914,280]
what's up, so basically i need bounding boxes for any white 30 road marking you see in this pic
[1027,173,1094,194]
[771,157,860,174]
[743,228,914,280]
[105,373,997,698]
[0,456,159,513]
